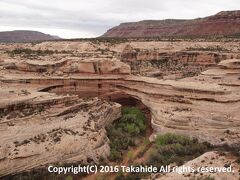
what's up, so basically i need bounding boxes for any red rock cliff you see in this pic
[102,11,240,38]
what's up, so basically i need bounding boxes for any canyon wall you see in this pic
[103,11,240,38]
[0,40,240,177]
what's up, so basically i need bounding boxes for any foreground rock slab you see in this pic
[0,94,121,177]
[155,151,240,180]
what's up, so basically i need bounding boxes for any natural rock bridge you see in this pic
[2,59,240,146]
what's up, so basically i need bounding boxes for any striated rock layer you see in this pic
[155,151,240,180]
[103,10,240,38]
[0,40,240,177]
[1,59,240,147]
[0,92,121,177]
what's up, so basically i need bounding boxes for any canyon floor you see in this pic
[0,38,240,179]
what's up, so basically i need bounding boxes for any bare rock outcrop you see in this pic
[1,58,131,75]
[0,88,121,176]
[155,151,240,180]
[219,59,240,69]
[120,44,232,78]
[62,58,130,74]
[103,10,240,38]
[1,40,240,178]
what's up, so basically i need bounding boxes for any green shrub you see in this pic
[65,175,73,180]
[115,171,125,180]
[120,107,146,135]
[197,176,215,180]
[235,151,240,164]
[6,48,72,58]
[155,133,193,147]
[109,149,122,162]
[107,107,147,162]
[148,133,211,167]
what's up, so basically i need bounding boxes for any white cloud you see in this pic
[0,0,239,38]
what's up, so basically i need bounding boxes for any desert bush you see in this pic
[109,148,122,162]
[7,48,54,57]
[107,107,147,162]
[197,176,215,180]
[148,133,211,167]
[155,133,193,147]
[233,149,240,164]
[6,48,72,58]
[186,46,229,52]
[115,171,125,180]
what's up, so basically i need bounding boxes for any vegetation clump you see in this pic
[233,148,240,164]
[148,133,212,167]
[186,46,229,52]
[107,107,212,179]
[6,48,71,58]
[107,107,147,162]
[7,48,54,57]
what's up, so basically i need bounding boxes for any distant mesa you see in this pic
[102,10,240,38]
[0,30,61,43]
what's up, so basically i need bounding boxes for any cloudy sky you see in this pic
[0,0,239,38]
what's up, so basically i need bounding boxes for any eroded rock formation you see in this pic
[0,91,121,176]
[0,40,240,177]
[103,10,240,38]
[155,151,240,180]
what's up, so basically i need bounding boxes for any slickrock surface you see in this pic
[219,59,240,69]
[0,40,240,176]
[0,57,130,74]
[103,10,240,38]
[1,40,240,78]
[0,90,121,176]
[155,151,240,180]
